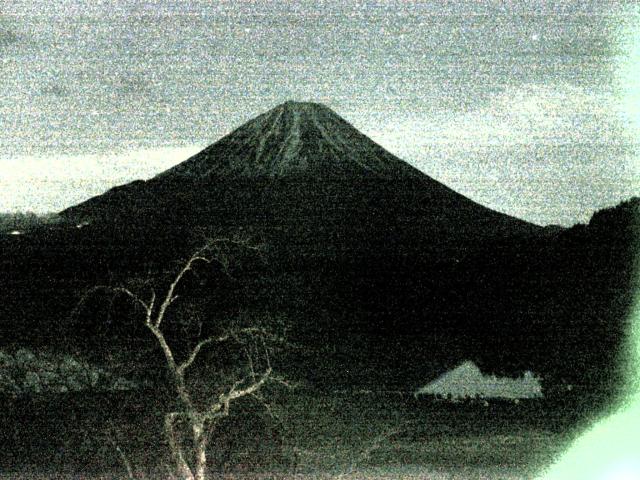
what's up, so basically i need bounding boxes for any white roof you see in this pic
[415,360,543,400]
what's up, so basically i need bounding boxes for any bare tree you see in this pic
[77,239,287,480]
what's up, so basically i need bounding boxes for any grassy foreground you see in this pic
[0,386,582,479]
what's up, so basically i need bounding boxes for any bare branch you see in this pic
[108,438,135,480]
[243,345,256,380]
[224,367,272,402]
[156,237,264,323]
[262,338,272,371]
[111,286,153,316]
[156,252,212,329]
[227,377,247,397]
[148,288,156,317]
[270,374,297,390]
[146,323,178,371]
[250,392,278,420]
[73,285,154,326]
[204,367,273,423]
[177,326,275,375]
[153,236,259,326]
[176,334,231,374]
[104,420,136,480]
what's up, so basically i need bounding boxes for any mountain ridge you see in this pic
[61,101,539,244]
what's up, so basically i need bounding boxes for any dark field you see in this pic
[1,387,594,479]
[0,194,635,479]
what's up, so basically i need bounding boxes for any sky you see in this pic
[1,0,638,226]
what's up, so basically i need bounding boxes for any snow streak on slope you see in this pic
[157,101,425,180]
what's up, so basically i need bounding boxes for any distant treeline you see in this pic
[0,212,61,233]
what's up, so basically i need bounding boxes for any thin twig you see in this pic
[107,435,135,480]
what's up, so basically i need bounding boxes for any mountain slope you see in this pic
[157,100,425,180]
[61,101,539,261]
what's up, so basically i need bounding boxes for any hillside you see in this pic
[0,103,635,401]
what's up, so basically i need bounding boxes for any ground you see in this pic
[1,388,582,479]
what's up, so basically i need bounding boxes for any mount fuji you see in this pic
[61,101,539,263]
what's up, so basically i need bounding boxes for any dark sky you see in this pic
[1,0,638,225]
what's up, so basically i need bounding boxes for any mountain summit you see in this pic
[158,101,423,180]
[61,101,539,253]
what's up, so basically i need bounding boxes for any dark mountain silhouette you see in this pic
[452,198,639,397]
[61,101,538,262]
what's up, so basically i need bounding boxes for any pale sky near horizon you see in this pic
[1,0,638,226]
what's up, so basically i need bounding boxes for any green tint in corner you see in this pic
[540,247,640,479]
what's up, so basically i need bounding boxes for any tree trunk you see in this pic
[165,412,195,480]
[193,421,209,480]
